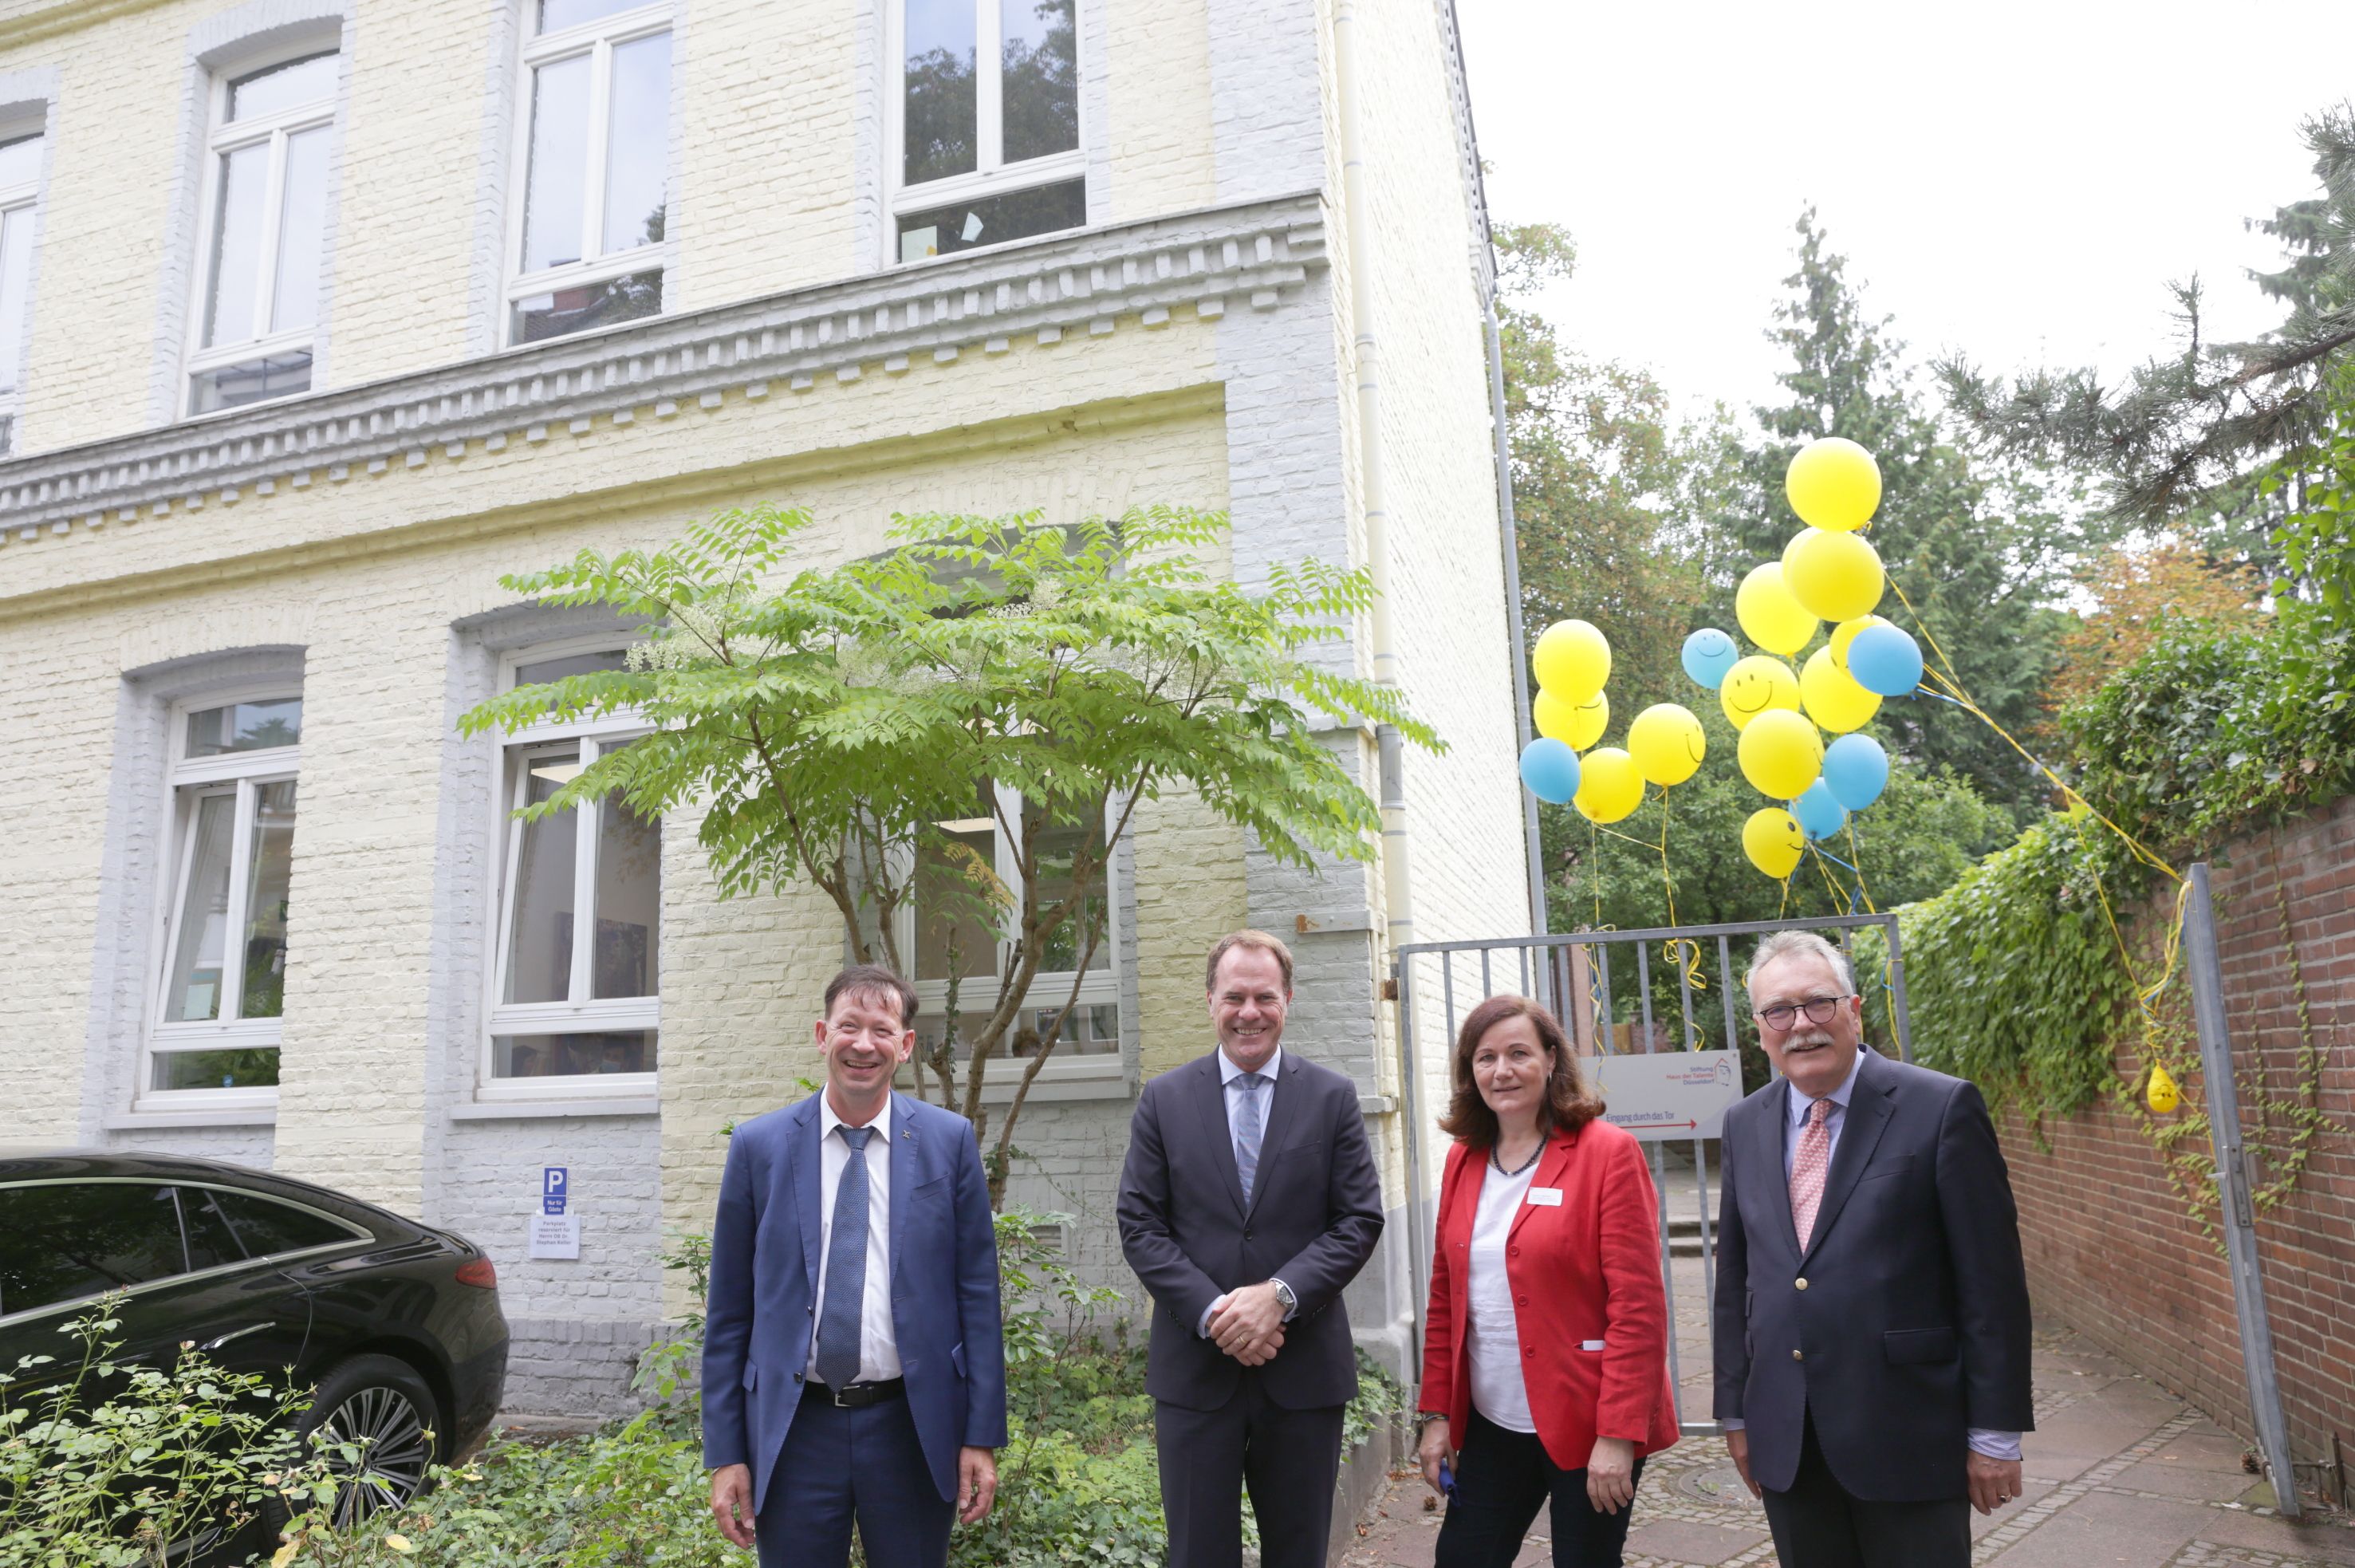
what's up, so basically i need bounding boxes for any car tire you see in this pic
[267,1353,443,1535]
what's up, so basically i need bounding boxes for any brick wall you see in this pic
[1998,791,2355,1480]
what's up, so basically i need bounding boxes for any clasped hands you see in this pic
[1207,1281,1287,1365]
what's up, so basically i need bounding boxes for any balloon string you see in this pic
[1655,787,1708,1002]
[1844,821,1880,915]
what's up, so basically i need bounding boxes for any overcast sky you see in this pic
[1454,0,2355,427]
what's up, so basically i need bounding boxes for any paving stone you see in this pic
[1620,1519,1770,1564]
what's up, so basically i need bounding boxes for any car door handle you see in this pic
[199,1323,270,1353]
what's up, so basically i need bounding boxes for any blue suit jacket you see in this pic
[701,1093,1008,1510]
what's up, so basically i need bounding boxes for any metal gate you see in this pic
[1390,912,1910,1437]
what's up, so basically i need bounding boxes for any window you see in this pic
[0,1183,189,1318]
[0,129,44,456]
[889,0,1083,265]
[199,1187,363,1258]
[905,785,1119,1073]
[485,644,660,1089]
[184,50,338,416]
[147,695,302,1103]
[506,0,673,345]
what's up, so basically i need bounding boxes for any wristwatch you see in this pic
[1271,1279,1298,1318]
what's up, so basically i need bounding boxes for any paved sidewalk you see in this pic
[1345,1248,2354,1567]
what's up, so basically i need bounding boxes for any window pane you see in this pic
[0,202,36,398]
[228,53,337,123]
[270,125,329,333]
[239,780,297,1019]
[904,0,977,184]
[1029,805,1109,973]
[208,1190,353,1256]
[592,750,660,1000]
[896,176,1084,262]
[916,1003,1113,1061]
[510,267,661,343]
[0,132,41,188]
[515,648,628,687]
[203,140,269,347]
[0,1183,188,1314]
[163,793,237,1023]
[601,31,671,254]
[189,349,313,414]
[151,1047,281,1091]
[539,0,647,31]
[187,697,303,756]
[916,822,1002,983]
[178,1186,247,1271]
[520,51,592,274]
[1001,0,1077,163]
[503,752,579,1005]
[494,1029,657,1078]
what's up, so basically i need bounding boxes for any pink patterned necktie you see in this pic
[1790,1097,1833,1249]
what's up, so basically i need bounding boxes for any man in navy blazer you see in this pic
[703,964,1007,1567]
[1712,930,2034,1566]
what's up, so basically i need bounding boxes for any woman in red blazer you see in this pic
[1416,994,1679,1566]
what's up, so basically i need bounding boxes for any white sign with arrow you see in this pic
[1588,1049,1743,1141]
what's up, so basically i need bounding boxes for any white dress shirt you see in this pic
[1724,1049,2019,1463]
[805,1091,903,1385]
[1198,1045,1296,1338]
[1463,1152,1542,1432]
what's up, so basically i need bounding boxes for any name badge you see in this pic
[1526,1187,1563,1207]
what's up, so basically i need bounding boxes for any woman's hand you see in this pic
[1417,1418,1455,1495]
[1585,1435,1637,1515]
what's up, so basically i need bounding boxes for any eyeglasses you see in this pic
[1753,995,1854,1032]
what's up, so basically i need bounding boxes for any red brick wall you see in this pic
[1996,792,2355,1481]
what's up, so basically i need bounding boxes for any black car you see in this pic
[0,1151,508,1548]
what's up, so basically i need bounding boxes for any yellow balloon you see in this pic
[1735,563,1819,656]
[1737,708,1824,800]
[1782,527,1885,623]
[1785,436,1882,532]
[1830,614,1894,672]
[1573,747,1645,825]
[1743,807,1806,880]
[2146,1062,2181,1115]
[1534,687,1609,751]
[1800,648,1882,734]
[1627,703,1706,787]
[1718,655,1802,731]
[1532,619,1611,703]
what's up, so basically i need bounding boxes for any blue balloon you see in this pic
[1847,624,1924,696]
[1792,779,1848,841]
[1518,737,1581,804]
[1681,627,1741,690]
[1822,733,1890,812]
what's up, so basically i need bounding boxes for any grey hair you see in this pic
[1745,930,1857,1006]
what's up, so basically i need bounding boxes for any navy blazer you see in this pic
[1115,1049,1384,1412]
[1711,1046,2034,1502]
[701,1093,1008,1510]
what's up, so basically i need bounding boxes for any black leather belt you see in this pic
[804,1377,905,1408]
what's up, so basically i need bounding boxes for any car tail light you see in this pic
[455,1257,497,1289]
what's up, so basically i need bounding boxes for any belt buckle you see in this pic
[830,1382,855,1408]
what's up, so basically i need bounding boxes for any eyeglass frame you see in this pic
[1751,993,1857,1032]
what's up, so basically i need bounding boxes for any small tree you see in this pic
[460,502,1438,1203]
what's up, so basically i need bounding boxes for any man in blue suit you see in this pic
[704,964,1007,1566]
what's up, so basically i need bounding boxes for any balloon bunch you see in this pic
[1679,436,1926,883]
[1515,620,1707,821]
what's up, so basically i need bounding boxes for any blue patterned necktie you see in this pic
[815,1125,875,1389]
[1233,1072,1267,1204]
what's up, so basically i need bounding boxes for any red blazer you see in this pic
[1417,1119,1680,1470]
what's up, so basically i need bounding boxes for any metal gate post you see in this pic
[2185,862,2302,1518]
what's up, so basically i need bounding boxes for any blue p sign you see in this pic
[542,1167,568,1215]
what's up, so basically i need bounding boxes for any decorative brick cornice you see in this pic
[0,191,1328,546]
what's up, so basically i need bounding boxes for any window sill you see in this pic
[104,1107,278,1131]
[450,1097,660,1121]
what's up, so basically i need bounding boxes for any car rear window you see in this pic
[176,1185,249,1271]
[207,1190,359,1258]
[0,1182,188,1316]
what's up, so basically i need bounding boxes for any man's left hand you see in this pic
[1967,1451,2024,1515]
[1207,1282,1286,1359]
[957,1447,998,1524]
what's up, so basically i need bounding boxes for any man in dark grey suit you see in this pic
[1712,929,2034,1566]
[1116,929,1385,1568]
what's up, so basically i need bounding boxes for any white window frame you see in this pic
[478,636,660,1101]
[883,0,1087,270]
[900,782,1123,1089]
[142,686,302,1113]
[502,1,675,348]
[179,40,340,420]
[0,124,43,457]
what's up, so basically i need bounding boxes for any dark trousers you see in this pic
[1758,1411,1969,1568]
[1433,1410,1646,1568]
[754,1389,953,1568]
[1154,1372,1345,1568]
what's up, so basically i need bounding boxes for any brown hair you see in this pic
[824,964,920,1028]
[1437,994,1605,1147]
[1204,929,1294,994]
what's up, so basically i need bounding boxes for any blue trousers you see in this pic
[754,1392,953,1568]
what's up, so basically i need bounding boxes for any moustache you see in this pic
[1786,1031,1836,1050]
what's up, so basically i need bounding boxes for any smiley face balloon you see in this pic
[1743,806,1806,879]
[1717,655,1802,731]
[1627,703,1707,787]
[1534,687,1610,751]
[1680,628,1740,690]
